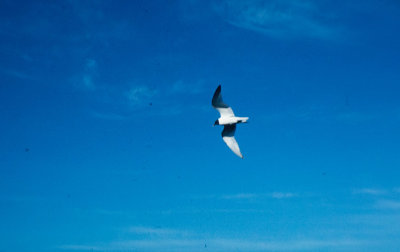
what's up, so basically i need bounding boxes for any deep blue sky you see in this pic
[1,0,400,251]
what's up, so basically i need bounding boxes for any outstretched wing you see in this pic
[212,85,235,118]
[222,124,243,158]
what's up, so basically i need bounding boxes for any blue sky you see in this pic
[1,0,400,251]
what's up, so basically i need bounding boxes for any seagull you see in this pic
[212,85,248,158]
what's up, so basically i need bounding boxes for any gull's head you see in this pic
[213,119,219,126]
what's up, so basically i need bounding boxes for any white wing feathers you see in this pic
[222,124,243,159]
[212,85,235,117]
[212,85,245,158]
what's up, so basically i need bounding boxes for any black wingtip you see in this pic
[212,85,222,105]
[214,85,222,97]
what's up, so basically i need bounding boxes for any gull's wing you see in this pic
[222,124,243,158]
[212,85,235,117]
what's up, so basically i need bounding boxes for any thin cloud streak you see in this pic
[85,79,208,120]
[82,58,97,90]
[353,188,387,196]
[1,68,33,80]
[375,200,400,210]
[128,226,189,236]
[221,193,258,199]
[214,0,340,40]
[271,192,296,199]
[73,58,98,91]
[211,238,365,251]
[60,237,367,251]
[126,85,158,107]
[221,192,296,200]
[160,207,270,215]
[58,244,102,250]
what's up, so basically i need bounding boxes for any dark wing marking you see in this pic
[212,85,235,117]
[212,85,229,108]
[221,124,236,137]
[221,124,243,158]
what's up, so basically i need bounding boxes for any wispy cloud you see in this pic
[58,219,369,251]
[353,188,387,196]
[86,78,208,120]
[1,68,33,80]
[82,58,97,90]
[214,0,340,40]
[352,188,400,210]
[60,237,366,251]
[271,192,296,199]
[59,239,201,251]
[128,226,189,236]
[221,193,258,200]
[160,207,270,215]
[58,244,102,250]
[210,238,365,251]
[221,192,296,200]
[375,200,400,210]
[124,80,207,115]
[61,219,370,250]
[126,85,158,107]
[73,58,98,91]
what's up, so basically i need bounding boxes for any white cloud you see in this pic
[353,188,387,196]
[221,193,258,200]
[75,58,97,90]
[60,237,366,251]
[271,192,295,199]
[210,238,364,251]
[352,188,400,210]
[124,80,206,116]
[160,207,270,215]
[1,68,33,80]
[58,244,102,250]
[126,86,158,106]
[128,226,188,236]
[82,74,95,90]
[85,58,97,70]
[221,192,296,200]
[214,0,339,40]
[375,200,400,210]
[86,79,207,119]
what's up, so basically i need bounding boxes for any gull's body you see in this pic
[212,85,248,158]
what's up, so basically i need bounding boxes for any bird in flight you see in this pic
[212,85,249,158]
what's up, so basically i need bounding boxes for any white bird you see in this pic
[212,85,249,158]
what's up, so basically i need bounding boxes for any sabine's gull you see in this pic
[212,85,248,158]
